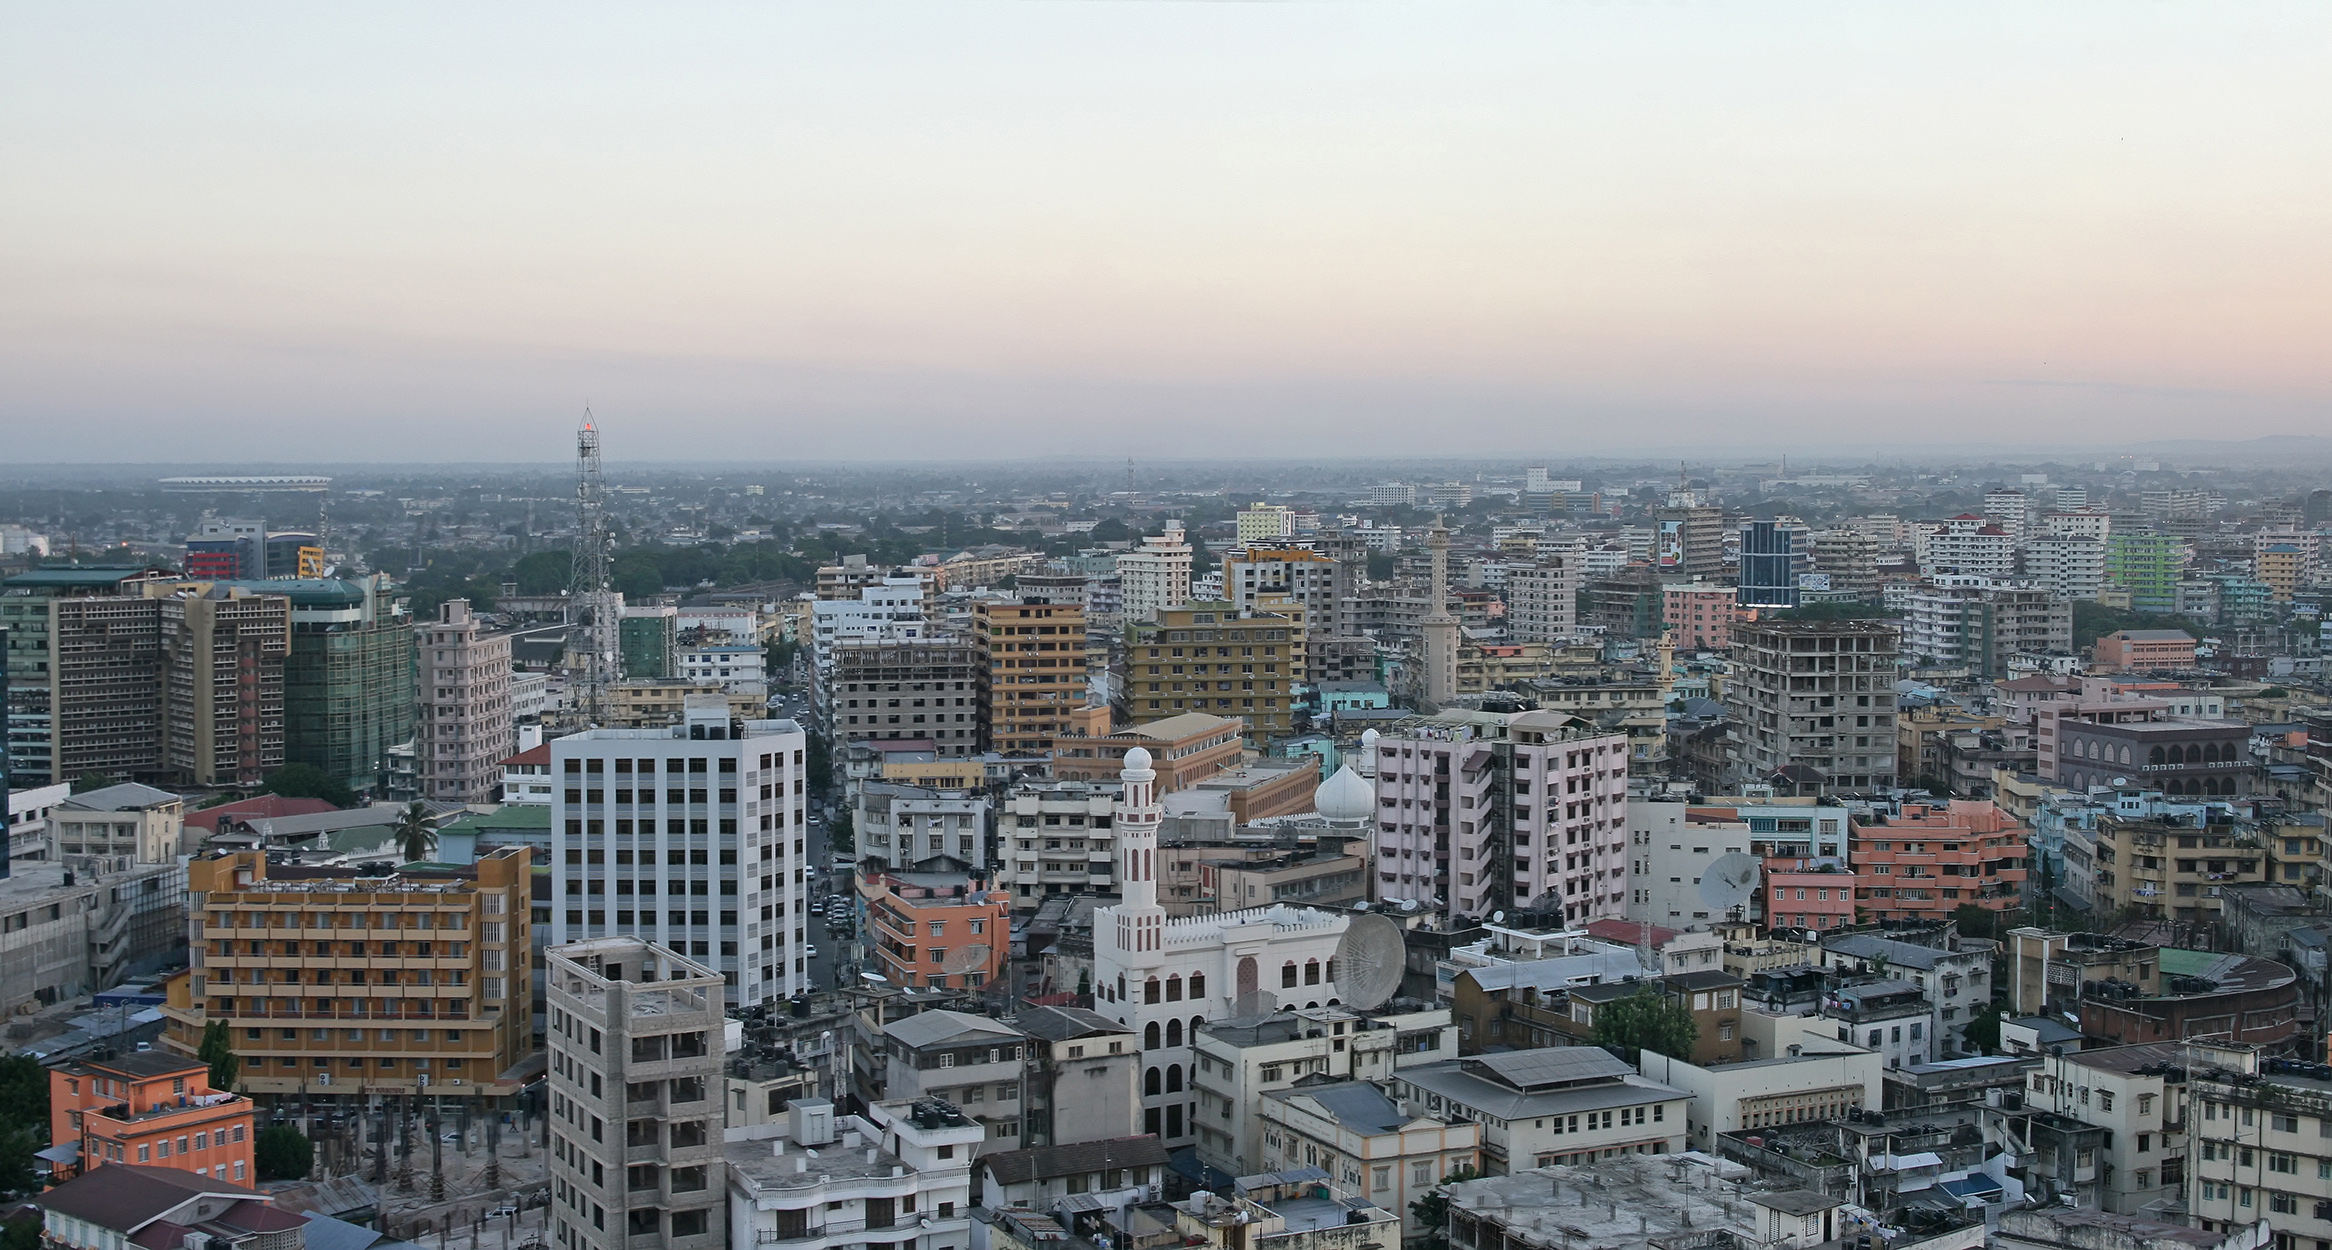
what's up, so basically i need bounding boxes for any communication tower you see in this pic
[571,412,618,721]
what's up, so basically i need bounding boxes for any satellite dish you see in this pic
[940,945,992,980]
[1229,990,1275,1022]
[1333,913,1406,1012]
[1698,852,1761,914]
[1491,911,1506,924]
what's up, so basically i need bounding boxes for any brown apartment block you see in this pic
[162,589,290,786]
[1128,602,1303,744]
[977,599,1088,755]
[1050,706,1245,791]
[166,847,535,1101]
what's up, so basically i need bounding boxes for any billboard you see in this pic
[1657,519,1685,570]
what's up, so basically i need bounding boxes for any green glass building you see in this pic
[2105,534,2188,615]
[620,607,677,679]
[274,574,417,795]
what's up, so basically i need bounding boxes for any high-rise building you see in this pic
[416,599,514,805]
[1371,710,1630,922]
[621,606,680,679]
[2023,535,2106,601]
[1726,619,1900,793]
[547,937,727,1250]
[824,638,981,758]
[279,575,416,797]
[1920,517,2018,578]
[160,586,290,787]
[976,598,1088,755]
[1810,528,1879,602]
[1654,504,1726,581]
[1419,521,1459,706]
[183,517,263,580]
[2,568,168,786]
[173,847,536,1101]
[1369,483,1417,508]
[1903,580,2072,678]
[1236,503,1295,547]
[1116,522,1193,624]
[1502,547,1582,644]
[548,700,807,1004]
[2105,534,2189,614]
[1126,602,1300,742]
[1736,520,1804,608]
[1221,547,1337,635]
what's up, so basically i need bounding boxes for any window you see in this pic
[2275,1114,2300,1133]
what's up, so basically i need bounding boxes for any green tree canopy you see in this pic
[394,802,439,863]
[254,1125,313,1181]
[1962,1002,2004,1055]
[0,1056,48,1196]
[72,772,119,794]
[199,1019,240,1093]
[1592,983,1700,1062]
[259,762,356,809]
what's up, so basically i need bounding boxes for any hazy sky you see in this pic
[4,2,2329,463]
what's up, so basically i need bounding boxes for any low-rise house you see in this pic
[45,1050,256,1183]
[725,1098,985,1250]
[1173,1171,1400,1250]
[38,1163,307,1250]
[974,1135,1169,1224]
[1256,1080,1478,1245]
[1637,1026,1882,1153]
[1192,1005,1457,1178]
[1388,1047,1687,1174]
[876,1010,1032,1154]
[1015,1004,1142,1148]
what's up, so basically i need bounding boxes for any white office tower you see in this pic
[550,697,808,1004]
[1117,522,1194,624]
[1092,748,1351,1149]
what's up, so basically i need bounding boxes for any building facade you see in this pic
[977,599,1089,756]
[416,599,515,805]
[1725,619,1900,792]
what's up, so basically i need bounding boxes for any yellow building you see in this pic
[165,847,535,1101]
[1128,602,1300,743]
[977,598,1089,755]
[608,680,763,727]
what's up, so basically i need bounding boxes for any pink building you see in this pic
[1764,862,1860,932]
[1664,585,1740,650]
[1373,710,1630,923]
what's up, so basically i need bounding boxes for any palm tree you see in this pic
[394,802,438,863]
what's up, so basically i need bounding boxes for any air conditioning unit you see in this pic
[317,1073,331,1086]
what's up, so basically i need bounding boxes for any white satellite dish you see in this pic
[1491,910,1506,924]
[1698,852,1762,915]
[1333,913,1407,1012]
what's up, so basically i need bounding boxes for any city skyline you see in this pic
[5,2,2329,462]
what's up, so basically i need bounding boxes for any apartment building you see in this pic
[1117,522,1193,624]
[862,871,1011,992]
[1259,1081,1478,1242]
[1050,708,1244,791]
[1127,603,1300,743]
[2105,534,2189,614]
[1,567,169,786]
[546,938,726,1250]
[170,847,535,1101]
[726,1099,983,1250]
[2016,1042,2189,1215]
[1015,1003,1143,1147]
[1502,551,1582,644]
[1903,580,2071,678]
[548,700,808,1004]
[46,1050,256,1183]
[416,599,515,805]
[1849,801,2029,924]
[996,780,1117,910]
[1725,619,1900,793]
[1372,709,1630,922]
[1656,504,1726,580]
[1223,547,1338,636]
[2024,535,2106,602]
[810,578,929,670]
[1664,584,1740,650]
[977,598,1088,756]
[1810,528,1879,602]
[826,638,982,758]
[2187,1045,2332,1243]
[1192,1005,1459,1177]
[855,784,988,873]
[876,1009,1031,1152]
[1821,931,1995,1058]
[1919,517,2017,578]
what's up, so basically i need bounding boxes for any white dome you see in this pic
[1360,728,1379,751]
[1314,764,1375,824]
[1123,746,1153,773]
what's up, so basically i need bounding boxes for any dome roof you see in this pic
[1123,746,1153,773]
[1314,764,1375,824]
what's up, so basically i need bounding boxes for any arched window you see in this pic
[1305,1001,1320,1010]
[1189,972,1207,999]
[1166,975,1183,1002]
[1304,959,1321,986]
[1145,1022,1161,1050]
[1166,1019,1183,1047]
[2164,778,2183,795]
[1281,962,1299,989]
[1191,1015,1205,1041]
[1146,1067,1162,1096]
[1166,1065,1183,1093]
[1236,958,1257,998]
[1145,978,1161,1005]
[2202,742,2220,763]
[2120,744,2132,765]
[2150,747,2166,765]
[2167,745,2185,765]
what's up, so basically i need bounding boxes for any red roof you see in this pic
[500,743,552,767]
[184,794,337,833]
[1583,917,1680,948]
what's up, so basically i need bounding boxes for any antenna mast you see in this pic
[571,412,618,722]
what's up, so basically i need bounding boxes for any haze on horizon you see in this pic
[3,1,2328,464]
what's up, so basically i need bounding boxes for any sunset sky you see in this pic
[3,2,2328,462]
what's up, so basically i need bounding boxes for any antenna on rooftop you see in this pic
[571,410,618,721]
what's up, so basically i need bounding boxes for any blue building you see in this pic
[1737,521,1802,609]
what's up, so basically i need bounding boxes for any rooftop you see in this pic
[62,783,183,813]
[979,1135,1169,1185]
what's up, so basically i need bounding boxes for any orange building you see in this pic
[976,599,1089,755]
[46,1051,255,1184]
[862,871,1012,992]
[1849,800,2029,924]
[2093,629,2197,672]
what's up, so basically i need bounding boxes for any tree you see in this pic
[254,1125,314,1181]
[1592,983,1699,1062]
[2,1215,42,1250]
[829,810,855,854]
[1366,552,1396,581]
[72,772,118,794]
[1951,903,1999,941]
[1962,1002,2004,1056]
[259,762,356,809]
[394,801,439,863]
[199,1019,240,1093]
[0,1056,46,1199]
[1409,1164,1482,1250]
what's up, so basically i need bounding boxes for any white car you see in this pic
[805,943,820,958]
